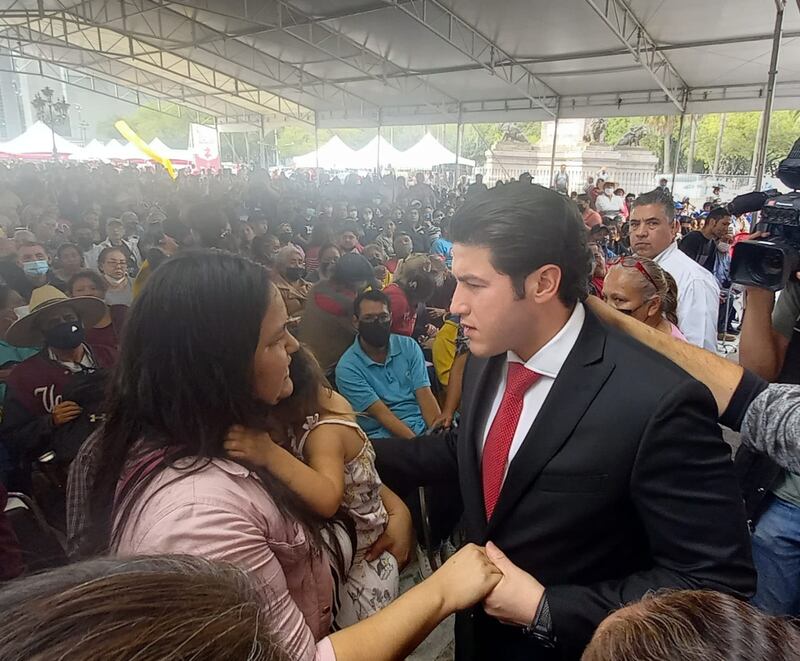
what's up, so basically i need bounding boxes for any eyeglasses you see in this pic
[608,257,658,290]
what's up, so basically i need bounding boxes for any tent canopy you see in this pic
[148,138,194,165]
[352,135,406,169]
[1,1,798,128]
[69,138,108,161]
[293,135,358,169]
[397,133,476,169]
[0,121,79,159]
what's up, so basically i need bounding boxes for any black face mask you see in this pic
[367,256,384,267]
[358,319,391,348]
[44,321,85,350]
[285,266,306,282]
[278,231,293,244]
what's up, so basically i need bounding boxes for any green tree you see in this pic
[95,105,209,146]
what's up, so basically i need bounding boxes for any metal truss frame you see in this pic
[582,0,688,113]
[382,0,559,117]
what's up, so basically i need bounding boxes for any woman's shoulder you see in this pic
[317,388,357,422]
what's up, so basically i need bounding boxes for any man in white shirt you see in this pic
[595,181,625,221]
[630,188,720,351]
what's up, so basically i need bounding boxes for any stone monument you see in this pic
[480,119,659,195]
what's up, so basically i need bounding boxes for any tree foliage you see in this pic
[95,105,206,147]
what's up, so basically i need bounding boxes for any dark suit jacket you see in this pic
[374,308,755,660]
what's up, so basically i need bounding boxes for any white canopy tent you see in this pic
[0,121,79,160]
[148,138,194,165]
[293,135,358,169]
[103,139,128,161]
[396,132,475,169]
[69,138,109,162]
[350,135,406,170]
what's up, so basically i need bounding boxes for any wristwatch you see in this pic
[522,592,556,648]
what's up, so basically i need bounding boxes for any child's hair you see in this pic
[272,344,349,428]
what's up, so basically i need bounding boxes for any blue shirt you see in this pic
[430,237,453,268]
[336,333,430,439]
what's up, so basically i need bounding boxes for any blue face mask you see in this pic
[22,260,49,276]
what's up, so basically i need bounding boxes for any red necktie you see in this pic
[482,362,540,520]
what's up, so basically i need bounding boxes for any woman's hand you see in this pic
[224,425,274,467]
[427,544,502,614]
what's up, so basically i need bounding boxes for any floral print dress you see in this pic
[293,415,399,629]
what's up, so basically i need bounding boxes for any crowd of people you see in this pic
[0,159,797,660]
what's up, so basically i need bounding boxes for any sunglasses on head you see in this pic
[608,256,658,290]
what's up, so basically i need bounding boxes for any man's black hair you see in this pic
[706,206,730,223]
[632,188,676,222]
[353,288,391,317]
[450,182,590,305]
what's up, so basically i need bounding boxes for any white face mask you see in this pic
[604,188,613,196]
[104,272,127,286]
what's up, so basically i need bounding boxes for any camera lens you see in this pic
[759,251,785,278]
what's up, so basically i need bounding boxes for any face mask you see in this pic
[285,266,307,282]
[604,188,613,195]
[359,319,391,348]
[367,256,384,267]
[320,262,335,277]
[104,272,127,286]
[278,231,293,243]
[44,321,85,350]
[23,260,49,276]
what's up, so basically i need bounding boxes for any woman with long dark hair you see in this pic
[69,250,345,660]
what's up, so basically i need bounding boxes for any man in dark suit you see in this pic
[374,183,755,660]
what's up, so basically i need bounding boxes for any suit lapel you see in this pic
[457,354,503,539]
[485,310,615,537]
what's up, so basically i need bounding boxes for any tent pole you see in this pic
[455,104,462,186]
[314,114,319,172]
[548,98,561,187]
[671,92,688,192]
[377,110,382,174]
[755,0,785,190]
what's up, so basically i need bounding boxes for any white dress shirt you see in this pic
[653,241,720,352]
[480,302,586,484]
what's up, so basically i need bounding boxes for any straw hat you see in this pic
[6,285,107,348]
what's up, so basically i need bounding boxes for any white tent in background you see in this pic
[148,137,194,165]
[69,138,109,162]
[0,121,79,159]
[103,139,128,161]
[293,135,358,169]
[119,141,150,163]
[351,135,405,170]
[398,132,475,169]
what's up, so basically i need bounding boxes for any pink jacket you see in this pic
[113,457,336,661]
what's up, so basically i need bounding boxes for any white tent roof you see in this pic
[103,139,128,160]
[294,135,358,169]
[148,137,194,164]
[351,135,406,169]
[0,121,79,159]
[397,133,475,169]
[69,138,109,161]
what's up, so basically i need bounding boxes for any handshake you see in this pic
[428,542,546,627]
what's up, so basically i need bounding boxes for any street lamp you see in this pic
[31,86,70,159]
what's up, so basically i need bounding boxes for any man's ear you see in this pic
[352,314,359,331]
[524,264,562,304]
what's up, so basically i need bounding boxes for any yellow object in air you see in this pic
[114,120,177,179]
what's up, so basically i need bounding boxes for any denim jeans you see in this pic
[751,496,800,616]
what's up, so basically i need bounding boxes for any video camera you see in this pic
[729,137,800,291]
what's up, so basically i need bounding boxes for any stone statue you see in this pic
[615,125,647,148]
[499,123,528,143]
[583,118,607,144]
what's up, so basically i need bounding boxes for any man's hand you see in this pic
[431,409,455,430]
[366,492,414,568]
[52,401,82,427]
[483,541,545,627]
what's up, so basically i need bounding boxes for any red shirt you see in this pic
[383,283,416,336]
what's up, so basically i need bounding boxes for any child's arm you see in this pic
[225,425,346,519]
